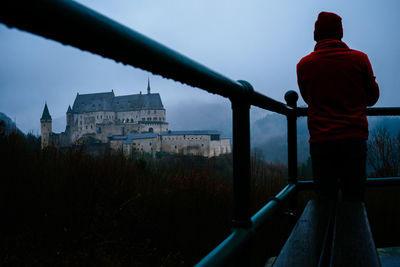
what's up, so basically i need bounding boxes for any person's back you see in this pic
[297,12,379,201]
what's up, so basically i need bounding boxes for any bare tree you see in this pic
[368,127,399,177]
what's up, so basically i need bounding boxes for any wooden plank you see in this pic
[331,201,381,267]
[273,200,333,267]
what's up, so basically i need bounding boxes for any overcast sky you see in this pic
[0,0,399,134]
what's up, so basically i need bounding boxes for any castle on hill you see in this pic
[40,81,231,157]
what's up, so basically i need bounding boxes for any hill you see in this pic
[251,113,400,165]
[0,112,24,136]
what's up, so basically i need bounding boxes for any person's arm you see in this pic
[364,55,379,106]
[297,62,308,104]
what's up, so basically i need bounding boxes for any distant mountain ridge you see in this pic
[251,113,400,164]
[0,112,24,135]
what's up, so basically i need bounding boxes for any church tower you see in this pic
[40,102,52,149]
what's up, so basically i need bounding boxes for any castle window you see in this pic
[154,110,156,114]
[91,125,93,129]
[86,126,88,129]
[149,142,152,146]
[142,118,145,121]
[131,119,133,123]
[159,117,162,121]
[147,111,150,115]
[153,117,157,121]
[101,115,102,119]
[147,117,151,121]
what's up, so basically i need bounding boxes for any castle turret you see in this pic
[66,105,73,127]
[40,102,52,149]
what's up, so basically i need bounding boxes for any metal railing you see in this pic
[1,0,400,265]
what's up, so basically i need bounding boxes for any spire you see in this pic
[41,102,52,120]
[67,105,72,114]
[147,78,151,94]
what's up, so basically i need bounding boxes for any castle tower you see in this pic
[40,102,52,149]
[66,105,73,128]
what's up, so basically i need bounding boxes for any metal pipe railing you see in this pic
[296,107,400,117]
[297,178,400,191]
[1,1,400,266]
[196,183,297,267]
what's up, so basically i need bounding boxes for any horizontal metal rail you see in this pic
[195,183,297,267]
[0,0,290,115]
[296,107,400,117]
[297,177,400,191]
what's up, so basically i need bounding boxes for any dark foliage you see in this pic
[2,126,399,266]
[0,131,288,266]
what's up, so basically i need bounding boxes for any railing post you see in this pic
[229,80,253,265]
[285,90,299,184]
[231,80,253,228]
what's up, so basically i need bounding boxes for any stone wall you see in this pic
[124,136,159,156]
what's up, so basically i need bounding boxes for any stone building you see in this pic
[41,81,231,157]
[109,130,231,158]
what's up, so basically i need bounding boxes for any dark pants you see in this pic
[310,138,367,202]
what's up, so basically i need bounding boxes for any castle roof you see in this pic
[112,93,163,112]
[160,130,220,136]
[41,103,52,120]
[72,92,114,113]
[124,133,158,144]
[71,91,164,113]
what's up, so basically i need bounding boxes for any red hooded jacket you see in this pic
[297,39,379,143]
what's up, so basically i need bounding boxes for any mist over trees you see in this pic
[4,104,400,167]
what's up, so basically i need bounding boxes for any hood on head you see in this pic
[314,11,343,42]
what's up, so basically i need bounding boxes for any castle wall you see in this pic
[116,110,141,123]
[160,134,211,157]
[124,136,159,156]
[139,122,168,133]
[109,139,125,152]
[210,138,231,157]
[115,109,166,124]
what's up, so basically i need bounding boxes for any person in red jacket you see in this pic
[297,11,379,202]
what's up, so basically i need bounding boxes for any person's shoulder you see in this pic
[297,52,315,68]
[348,48,369,59]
